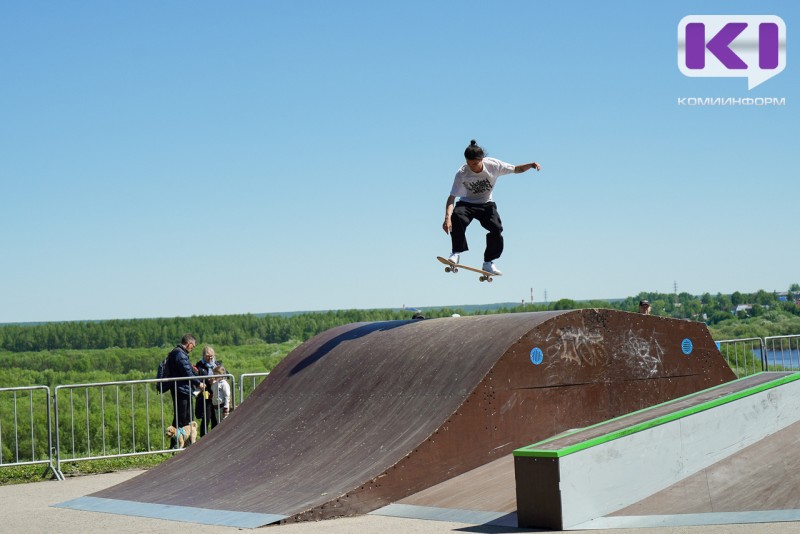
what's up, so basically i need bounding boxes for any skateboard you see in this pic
[436,256,500,283]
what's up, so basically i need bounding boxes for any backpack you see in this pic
[155,354,170,393]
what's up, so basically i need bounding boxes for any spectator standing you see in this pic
[638,300,652,315]
[166,334,204,429]
[211,365,232,426]
[195,345,218,437]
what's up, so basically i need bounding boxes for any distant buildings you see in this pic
[732,294,800,316]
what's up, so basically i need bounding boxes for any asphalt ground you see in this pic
[3,470,800,534]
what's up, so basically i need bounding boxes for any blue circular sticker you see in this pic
[681,338,693,355]
[530,347,544,365]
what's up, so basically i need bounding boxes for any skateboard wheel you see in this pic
[453,267,459,273]
[445,267,451,273]
[488,277,493,283]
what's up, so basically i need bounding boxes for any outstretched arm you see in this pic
[514,162,541,173]
[442,195,456,234]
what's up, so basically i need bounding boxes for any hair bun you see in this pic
[464,139,485,160]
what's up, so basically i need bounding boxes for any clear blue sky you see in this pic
[1,1,797,323]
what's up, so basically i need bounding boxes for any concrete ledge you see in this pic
[513,372,800,530]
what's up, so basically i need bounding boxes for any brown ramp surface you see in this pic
[61,309,735,528]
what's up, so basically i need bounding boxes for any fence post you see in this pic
[52,387,64,480]
[45,387,63,480]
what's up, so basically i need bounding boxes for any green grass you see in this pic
[0,454,172,486]
[0,454,171,486]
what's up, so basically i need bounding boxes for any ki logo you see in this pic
[678,15,786,89]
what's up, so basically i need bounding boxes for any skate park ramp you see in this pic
[57,309,736,528]
[376,371,800,530]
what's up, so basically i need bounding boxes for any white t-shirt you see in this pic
[211,379,231,409]
[449,157,515,204]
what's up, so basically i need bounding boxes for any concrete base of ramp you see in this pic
[514,372,800,530]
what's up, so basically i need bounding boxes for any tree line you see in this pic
[0,310,412,353]
[1,286,798,354]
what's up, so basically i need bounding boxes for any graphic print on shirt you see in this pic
[464,178,492,195]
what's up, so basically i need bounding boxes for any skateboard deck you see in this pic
[436,256,500,283]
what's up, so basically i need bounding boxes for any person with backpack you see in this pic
[166,334,204,429]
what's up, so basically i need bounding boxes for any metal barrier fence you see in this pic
[52,374,235,478]
[0,372,271,479]
[717,334,800,378]
[239,372,270,403]
[0,385,60,479]
[764,334,800,371]
[716,337,766,378]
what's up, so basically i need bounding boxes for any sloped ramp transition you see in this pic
[59,309,735,527]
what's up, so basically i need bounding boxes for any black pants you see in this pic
[450,201,503,262]
[170,389,192,428]
[196,398,218,437]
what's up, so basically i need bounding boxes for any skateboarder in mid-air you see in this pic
[442,139,541,275]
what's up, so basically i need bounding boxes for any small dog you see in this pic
[166,421,198,449]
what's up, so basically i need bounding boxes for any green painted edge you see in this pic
[513,372,800,458]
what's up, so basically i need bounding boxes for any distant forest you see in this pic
[2,286,799,353]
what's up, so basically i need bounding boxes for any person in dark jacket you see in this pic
[194,345,218,437]
[166,334,204,428]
